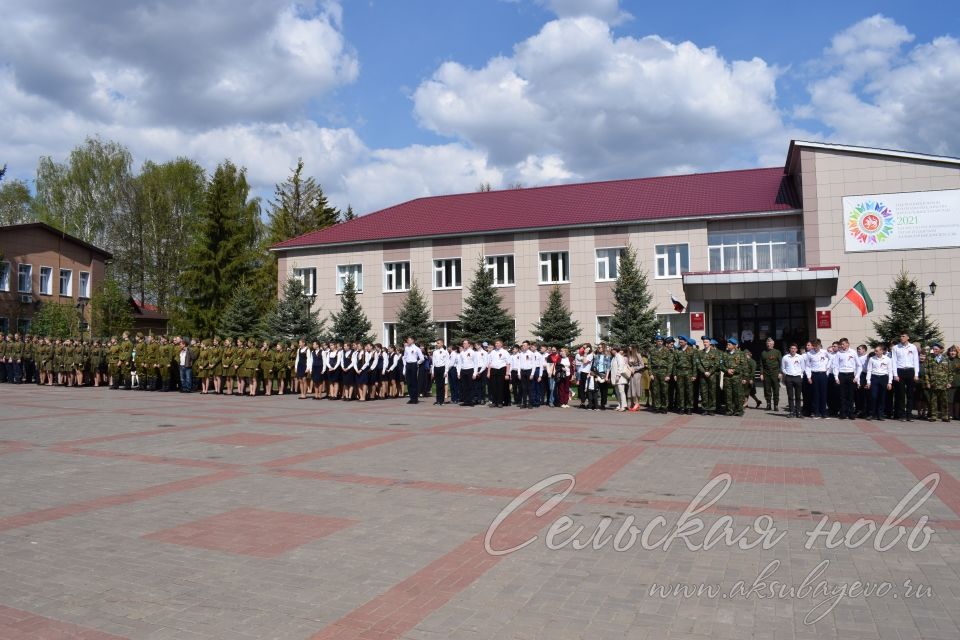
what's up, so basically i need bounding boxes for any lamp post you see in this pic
[919,281,936,349]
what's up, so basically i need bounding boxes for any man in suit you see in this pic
[178,337,195,393]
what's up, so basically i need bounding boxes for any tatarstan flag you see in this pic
[844,281,874,316]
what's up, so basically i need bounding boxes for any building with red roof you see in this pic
[272,141,960,346]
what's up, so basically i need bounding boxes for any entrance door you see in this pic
[711,301,810,357]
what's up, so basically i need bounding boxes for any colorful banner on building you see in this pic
[843,188,960,252]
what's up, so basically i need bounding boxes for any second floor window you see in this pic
[434,258,461,289]
[384,262,411,292]
[708,230,803,271]
[336,264,363,293]
[655,244,690,278]
[38,266,51,295]
[596,248,625,281]
[0,262,9,292]
[79,272,91,298]
[293,267,317,296]
[539,251,569,284]
[59,269,72,296]
[485,255,514,286]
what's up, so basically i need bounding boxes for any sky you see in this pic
[1,0,958,214]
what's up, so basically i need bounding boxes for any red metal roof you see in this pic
[272,167,799,250]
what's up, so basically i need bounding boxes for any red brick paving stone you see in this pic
[0,604,128,639]
[519,425,588,434]
[273,468,524,497]
[199,432,299,446]
[262,432,417,468]
[657,442,887,457]
[896,456,960,518]
[143,507,357,558]
[0,470,243,533]
[0,440,31,455]
[50,445,241,470]
[711,463,825,486]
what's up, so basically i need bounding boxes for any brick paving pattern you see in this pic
[0,388,958,639]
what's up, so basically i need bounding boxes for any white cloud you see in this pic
[538,0,631,25]
[801,15,960,156]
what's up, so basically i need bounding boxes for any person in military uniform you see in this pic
[208,337,222,394]
[696,337,722,416]
[195,340,209,393]
[673,336,697,415]
[722,338,748,416]
[742,348,762,409]
[117,331,134,390]
[138,334,155,391]
[241,338,259,397]
[648,336,674,414]
[106,336,119,388]
[21,335,35,384]
[257,339,272,396]
[925,343,952,422]
[222,337,237,395]
[760,337,783,411]
[62,338,76,387]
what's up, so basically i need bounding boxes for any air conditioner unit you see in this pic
[19,294,33,304]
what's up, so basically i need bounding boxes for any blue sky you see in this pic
[1,0,958,213]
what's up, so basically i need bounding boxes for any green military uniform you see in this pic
[744,354,760,407]
[258,346,273,387]
[673,342,697,414]
[195,343,209,380]
[139,338,155,390]
[722,344,749,416]
[118,335,134,388]
[649,341,675,413]
[925,346,952,422]
[107,339,120,384]
[696,344,722,415]
[207,340,221,380]
[90,341,103,376]
[760,347,783,410]
[242,342,259,380]
[273,346,287,385]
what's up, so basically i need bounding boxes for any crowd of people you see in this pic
[1,330,958,421]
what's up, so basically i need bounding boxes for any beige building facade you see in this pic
[273,141,960,349]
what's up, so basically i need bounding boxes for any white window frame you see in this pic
[655,244,690,279]
[383,261,411,293]
[0,262,10,292]
[36,266,50,295]
[383,322,397,347]
[292,267,317,296]
[336,264,363,294]
[433,258,462,290]
[484,254,515,287]
[59,268,73,297]
[539,251,570,285]
[19,264,33,293]
[707,230,803,272]
[437,320,461,345]
[596,316,613,342]
[78,271,91,299]
[595,247,624,282]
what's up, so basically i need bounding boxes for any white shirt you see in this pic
[476,350,490,370]
[578,353,594,374]
[388,353,401,371]
[518,350,535,370]
[403,343,424,364]
[449,351,461,371]
[533,351,546,370]
[459,348,477,373]
[866,354,892,384]
[891,342,919,371]
[780,353,806,377]
[831,349,862,381]
[431,348,449,368]
[179,349,188,366]
[804,349,831,380]
[488,348,510,369]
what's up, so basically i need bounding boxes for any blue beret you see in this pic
[930,342,943,349]
[728,338,739,345]
[701,336,710,341]
[678,335,688,343]
[710,339,718,345]
[655,335,663,341]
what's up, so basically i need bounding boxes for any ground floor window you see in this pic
[16,318,30,334]
[596,316,612,342]
[711,301,809,355]
[383,322,397,347]
[656,313,690,341]
[0,317,8,333]
[437,321,461,345]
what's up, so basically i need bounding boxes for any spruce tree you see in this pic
[259,277,325,341]
[342,205,357,221]
[533,286,580,346]
[609,245,659,346]
[329,276,374,343]
[458,257,515,343]
[180,160,261,336]
[217,282,261,339]
[872,270,943,345]
[90,278,134,337]
[394,280,435,344]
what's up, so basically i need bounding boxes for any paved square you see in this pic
[1,387,959,639]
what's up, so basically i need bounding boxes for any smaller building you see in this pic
[129,298,170,335]
[0,222,112,334]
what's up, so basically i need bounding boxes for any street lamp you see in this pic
[919,281,936,348]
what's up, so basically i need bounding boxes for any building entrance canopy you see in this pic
[681,266,839,301]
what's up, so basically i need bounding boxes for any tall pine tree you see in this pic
[609,245,659,346]
[394,280,435,344]
[871,270,943,345]
[259,277,325,341]
[180,160,262,336]
[458,257,515,343]
[217,282,261,339]
[533,286,580,346]
[329,276,375,343]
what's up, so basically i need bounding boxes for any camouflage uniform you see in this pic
[722,346,748,416]
[760,347,783,410]
[649,343,675,413]
[696,345,722,415]
[673,344,697,414]
[925,347,952,422]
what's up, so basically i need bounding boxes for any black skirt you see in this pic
[311,366,323,383]
[393,367,404,382]
[342,370,356,385]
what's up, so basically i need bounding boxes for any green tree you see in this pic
[871,270,943,346]
[217,281,262,339]
[31,301,82,339]
[90,279,134,338]
[394,280,435,344]
[179,160,262,336]
[458,257,515,343]
[341,205,356,221]
[258,277,326,341]
[533,286,580,346]
[329,276,374,343]
[0,178,34,225]
[609,245,659,346]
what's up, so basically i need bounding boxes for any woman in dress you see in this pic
[341,342,356,400]
[626,345,646,411]
[390,345,404,397]
[356,343,371,401]
[555,347,574,408]
[295,338,311,399]
[311,340,324,399]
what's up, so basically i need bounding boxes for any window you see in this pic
[539,251,569,284]
[293,267,317,296]
[707,229,803,272]
[79,272,91,298]
[18,264,33,293]
[437,321,461,345]
[383,323,397,347]
[16,318,30,334]
[0,317,8,334]
[484,255,515,286]
[39,267,52,295]
[0,262,9,292]
[59,268,72,297]
[595,248,625,281]
[384,261,411,292]
[655,244,690,279]
[336,264,363,293]
[596,316,612,342]
[433,258,461,289]
[656,313,690,341]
